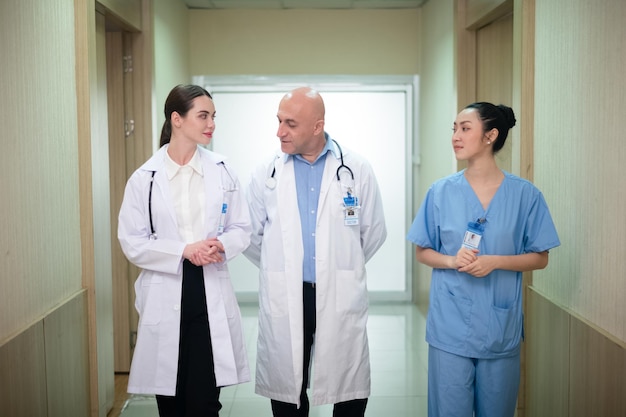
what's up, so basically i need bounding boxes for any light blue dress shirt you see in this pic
[292,138,335,283]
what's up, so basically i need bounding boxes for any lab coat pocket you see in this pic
[335,269,367,315]
[137,274,163,326]
[263,271,288,317]
[486,303,522,353]
[218,272,236,319]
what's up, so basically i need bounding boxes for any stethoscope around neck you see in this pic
[265,139,354,189]
[148,171,157,240]
[147,162,236,240]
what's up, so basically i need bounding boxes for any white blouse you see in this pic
[164,148,206,243]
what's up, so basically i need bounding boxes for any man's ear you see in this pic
[313,119,325,135]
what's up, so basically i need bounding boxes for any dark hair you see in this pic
[464,102,516,153]
[159,84,213,147]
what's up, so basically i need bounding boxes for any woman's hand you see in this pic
[184,238,225,266]
[458,254,496,277]
[454,247,479,269]
[460,251,549,277]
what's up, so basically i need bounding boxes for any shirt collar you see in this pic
[285,132,339,164]
[164,147,204,180]
[325,132,341,159]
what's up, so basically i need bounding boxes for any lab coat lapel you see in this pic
[142,146,179,236]
[318,151,340,214]
[277,156,297,212]
[152,169,179,236]
[200,155,224,240]
[276,157,303,246]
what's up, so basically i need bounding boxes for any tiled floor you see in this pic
[117,302,429,417]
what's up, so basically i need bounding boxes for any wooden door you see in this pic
[476,13,514,171]
[107,31,139,373]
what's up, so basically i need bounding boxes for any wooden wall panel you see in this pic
[0,0,83,348]
[0,293,91,417]
[44,292,90,417]
[533,0,626,344]
[0,323,48,416]
[527,287,569,417]
[569,316,626,417]
[527,287,626,417]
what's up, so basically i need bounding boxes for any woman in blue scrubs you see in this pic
[407,102,560,417]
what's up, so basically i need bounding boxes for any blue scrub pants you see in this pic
[428,345,520,417]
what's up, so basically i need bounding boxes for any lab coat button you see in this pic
[174,304,181,311]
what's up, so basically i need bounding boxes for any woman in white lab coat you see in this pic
[245,86,387,416]
[118,84,251,417]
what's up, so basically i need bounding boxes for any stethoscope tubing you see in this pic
[148,171,156,239]
[266,139,353,189]
[146,162,236,240]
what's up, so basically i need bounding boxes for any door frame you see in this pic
[102,1,154,373]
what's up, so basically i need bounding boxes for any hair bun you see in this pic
[497,105,517,129]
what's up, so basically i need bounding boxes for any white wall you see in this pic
[199,77,416,301]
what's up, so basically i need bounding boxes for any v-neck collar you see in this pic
[460,170,507,218]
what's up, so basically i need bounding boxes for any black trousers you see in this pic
[156,260,221,417]
[271,282,368,417]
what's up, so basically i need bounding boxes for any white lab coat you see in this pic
[244,139,387,406]
[118,145,251,395]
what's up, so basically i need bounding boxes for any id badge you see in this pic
[343,194,359,226]
[462,220,485,249]
[217,203,227,234]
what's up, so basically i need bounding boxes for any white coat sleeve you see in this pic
[243,163,267,268]
[117,171,185,275]
[217,170,251,261]
[359,161,387,262]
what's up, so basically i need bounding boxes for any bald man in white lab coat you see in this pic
[245,87,387,417]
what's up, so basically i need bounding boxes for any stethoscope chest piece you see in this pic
[265,177,277,189]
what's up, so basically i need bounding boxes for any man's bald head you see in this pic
[281,87,326,122]
[276,87,327,162]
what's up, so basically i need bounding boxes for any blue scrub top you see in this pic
[407,170,560,359]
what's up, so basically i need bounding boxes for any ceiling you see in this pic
[184,0,428,10]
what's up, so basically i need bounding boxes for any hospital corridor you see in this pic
[108,302,428,417]
[5,0,626,415]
